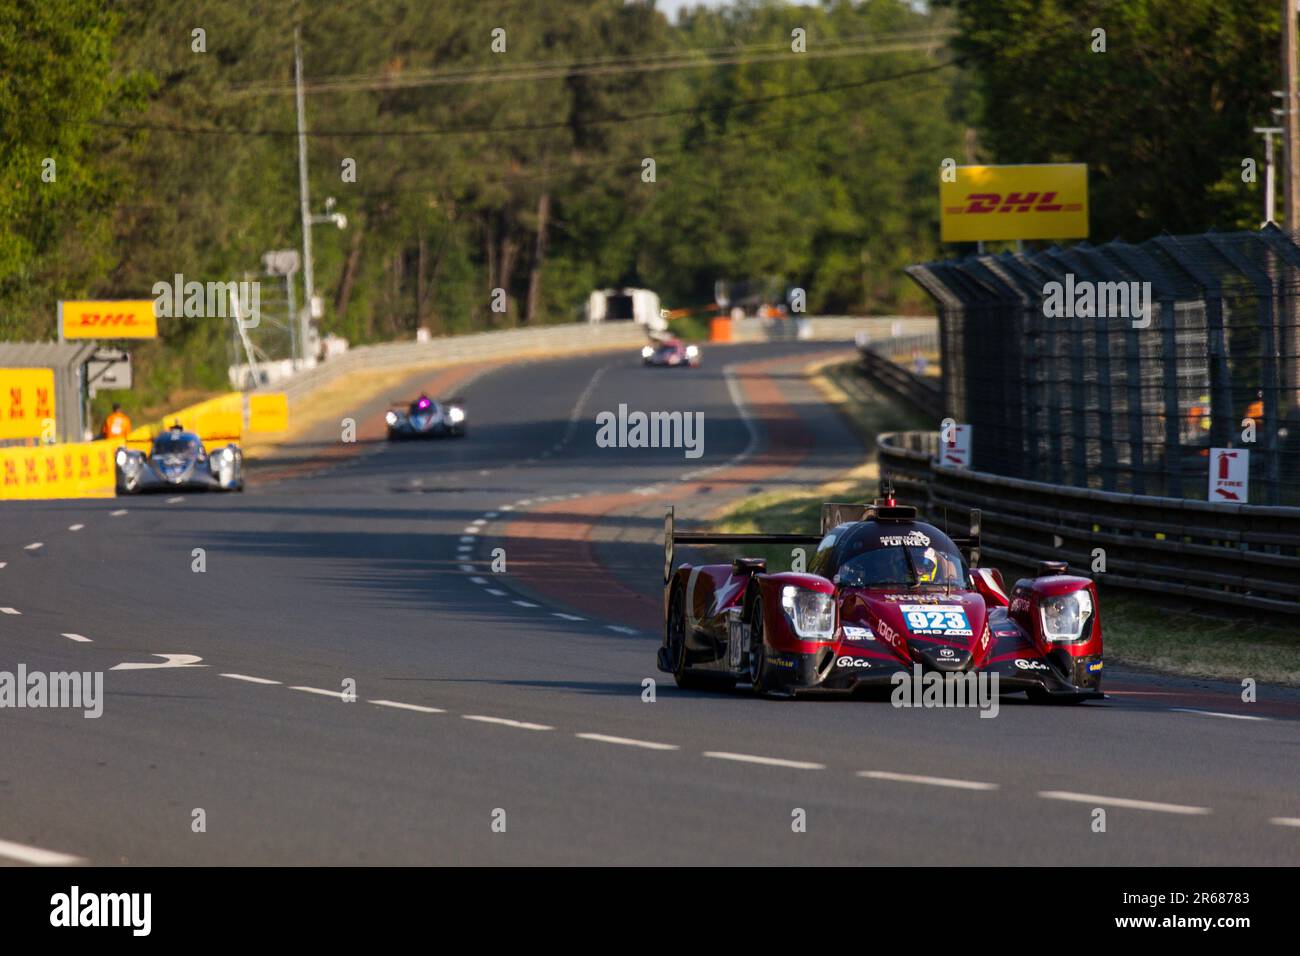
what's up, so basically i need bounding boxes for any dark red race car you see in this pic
[657,485,1103,702]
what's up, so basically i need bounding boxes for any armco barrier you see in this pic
[0,440,116,499]
[878,430,1300,614]
[856,333,942,417]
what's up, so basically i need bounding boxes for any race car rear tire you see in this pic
[667,585,734,691]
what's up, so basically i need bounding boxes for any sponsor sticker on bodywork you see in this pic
[900,604,973,637]
[841,625,874,642]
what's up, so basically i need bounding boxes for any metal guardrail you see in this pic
[856,333,942,418]
[878,430,1300,614]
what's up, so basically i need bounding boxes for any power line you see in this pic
[89,56,962,141]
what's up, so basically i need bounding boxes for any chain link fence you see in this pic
[906,225,1300,505]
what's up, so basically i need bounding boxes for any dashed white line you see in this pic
[577,733,678,751]
[371,699,445,714]
[484,512,499,519]
[68,524,84,532]
[471,518,487,526]
[1270,817,1300,828]
[463,714,552,731]
[552,612,585,622]
[0,562,8,569]
[1169,708,1269,722]
[858,771,999,791]
[220,673,282,685]
[288,686,349,700]
[462,527,480,535]
[703,752,825,770]
[110,509,128,517]
[605,625,638,635]
[166,496,184,504]
[23,542,42,551]
[0,838,84,866]
[458,564,475,572]
[458,536,475,543]
[1037,790,1210,815]
[486,589,507,596]
[512,600,540,608]
[61,633,92,643]
[1,607,20,615]
[470,576,488,585]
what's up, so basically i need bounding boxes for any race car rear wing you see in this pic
[663,500,981,583]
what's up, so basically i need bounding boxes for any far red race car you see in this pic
[657,484,1103,702]
[641,337,700,368]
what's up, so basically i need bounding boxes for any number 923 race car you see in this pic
[115,423,243,494]
[657,484,1103,702]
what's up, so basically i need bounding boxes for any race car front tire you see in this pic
[747,594,778,696]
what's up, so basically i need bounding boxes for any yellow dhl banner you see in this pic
[61,300,158,340]
[126,393,245,452]
[247,393,288,433]
[0,441,116,499]
[940,163,1088,243]
[0,368,57,441]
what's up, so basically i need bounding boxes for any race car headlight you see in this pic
[685,345,699,358]
[781,585,835,641]
[115,448,128,467]
[447,405,465,424]
[641,346,654,358]
[385,411,398,426]
[1039,590,1093,643]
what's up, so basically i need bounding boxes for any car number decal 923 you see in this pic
[900,604,973,637]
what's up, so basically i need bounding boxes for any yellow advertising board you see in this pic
[248,393,288,433]
[0,441,116,500]
[940,163,1088,243]
[126,392,245,452]
[61,300,158,340]
[0,367,57,441]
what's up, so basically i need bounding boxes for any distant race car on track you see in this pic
[115,423,243,494]
[385,393,466,440]
[658,483,1103,702]
[641,337,700,368]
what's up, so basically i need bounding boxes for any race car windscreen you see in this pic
[835,537,966,589]
[153,436,199,457]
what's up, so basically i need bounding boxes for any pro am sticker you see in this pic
[900,605,972,637]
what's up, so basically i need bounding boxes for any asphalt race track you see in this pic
[2,341,1298,865]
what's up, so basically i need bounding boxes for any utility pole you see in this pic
[1255,127,1283,224]
[1284,0,1299,229]
[294,28,314,366]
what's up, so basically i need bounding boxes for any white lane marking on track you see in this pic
[111,653,206,671]
[471,518,487,526]
[0,838,84,866]
[24,542,42,551]
[371,699,445,714]
[1270,817,1300,828]
[110,509,128,516]
[0,562,6,569]
[577,733,678,751]
[166,496,184,504]
[486,589,506,596]
[484,512,499,519]
[288,686,348,699]
[470,577,488,585]
[61,633,92,643]
[459,536,475,543]
[462,527,480,534]
[458,564,475,572]
[703,752,825,770]
[1169,708,1269,722]
[679,364,760,482]
[605,625,638,635]
[463,715,552,731]
[857,770,999,791]
[552,612,585,621]
[499,505,515,512]
[1037,791,1210,815]
[68,524,84,532]
[512,600,539,608]
[1,607,20,615]
[220,673,281,685]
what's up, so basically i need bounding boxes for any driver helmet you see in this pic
[916,546,940,584]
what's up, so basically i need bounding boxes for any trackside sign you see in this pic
[60,300,158,340]
[1208,448,1248,503]
[940,164,1088,243]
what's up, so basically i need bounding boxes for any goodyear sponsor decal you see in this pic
[940,163,1087,242]
[0,368,56,441]
[61,300,158,340]
[0,441,116,500]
